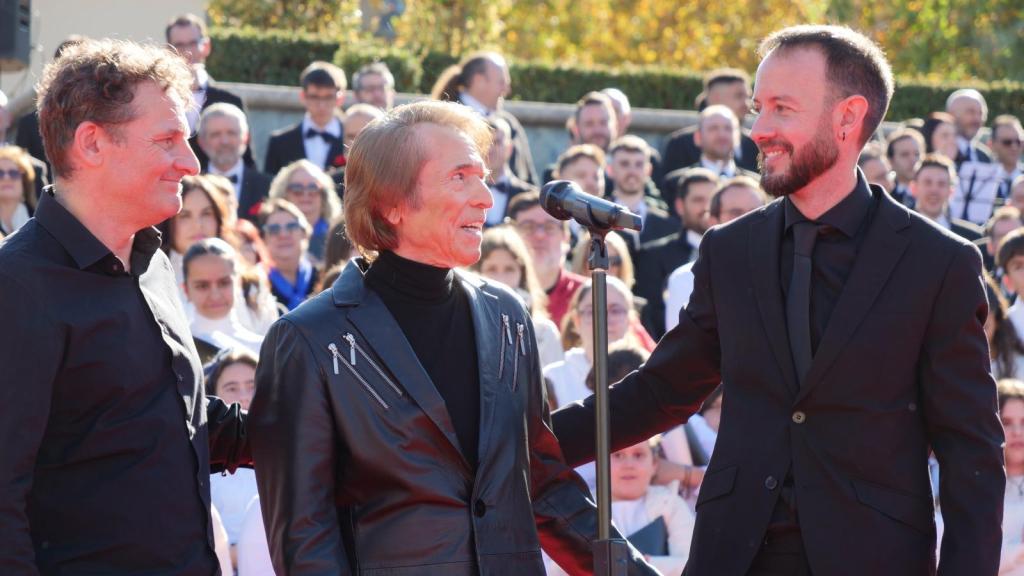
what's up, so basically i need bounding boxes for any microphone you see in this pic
[539,180,643,232]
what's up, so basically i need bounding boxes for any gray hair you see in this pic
[199,102,249,137]
[946,88,988,117]
[353,62,395,91]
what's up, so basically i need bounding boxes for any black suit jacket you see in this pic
[238,167,273,223]
[955,142,994,168]
[250,262,654,575]
[498,109,539,186]
[189,83,256,169]
[553,185,1005,575]
[263,121,347,187]
[947,217,984,242]
[660,163,761,208]
[488,174,535,225]
[659,127,759,190]
[634,231,696,339]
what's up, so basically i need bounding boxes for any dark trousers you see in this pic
[746,530,813,576]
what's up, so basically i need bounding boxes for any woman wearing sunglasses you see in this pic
[268,159,341,265]
[0,146,37,236]
[258,198,319,311]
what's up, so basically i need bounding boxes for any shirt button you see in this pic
[792,411,807,424]
[473,499,487,518]
[764,476,778,491]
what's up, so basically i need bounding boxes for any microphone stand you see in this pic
[586,229,629,576]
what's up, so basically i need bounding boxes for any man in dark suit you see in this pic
[264,61,347,187]
[166,14,254,169]
[910,153,985,241]
[197,103,271,223]
[606,135,677,260]
[485,116,534,227]
[553,25,1004,575]
[659,68,760,187]
[885,128,925,208]
[991,115,1024,199]
[946,88,993,167]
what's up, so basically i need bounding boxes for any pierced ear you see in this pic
[837,95,870,143]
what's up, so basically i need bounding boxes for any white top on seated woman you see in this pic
[182,238,264,358]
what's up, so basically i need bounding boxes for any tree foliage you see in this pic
[207,0,1023,83]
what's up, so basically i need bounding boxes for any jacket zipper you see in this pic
[499,314,512,380]
[513,322,525,389]
[328,342,389,409]
[344,332,403,397]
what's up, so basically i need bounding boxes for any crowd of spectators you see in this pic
[1,12,1023,575]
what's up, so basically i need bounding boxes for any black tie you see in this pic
[787,221,820,386]
[226,173,239,184]
[304,128,338,143]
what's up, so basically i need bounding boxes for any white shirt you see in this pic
[459,92,492,115]
[664,261,696,331]
[543,348,592,409]
[612,194,649,248]
[190,310,265,356]
[237,496,275,576]
[487,174,512,226]
[0,202,30,235]
[700,156,739,177]
[188,67,210,134]
[210,468,259,544]
[301,114,342,170]
[208,158,245,200]
[956,135,979,162]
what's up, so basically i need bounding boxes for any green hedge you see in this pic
[207,27,1023,123]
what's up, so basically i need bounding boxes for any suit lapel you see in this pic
[238,169,257,217]
[749,201,800,396]
[796,192,910,403]
[457,273,502,470]
[325,132,346,171]
[346,285,472,472]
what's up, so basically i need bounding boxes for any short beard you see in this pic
[758,119,838,198]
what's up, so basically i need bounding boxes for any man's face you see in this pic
[707,80,751,122]
[103,82,200,228]
[198,114,246,170]
[388,123,492,268]
[697,112,737,162]
[889,137,921,184]
[992,124,1023,167]
[751,48,839,198]
[168,24,209,66]
[343,112,377,150]
[675,181,714,233]
[910,166,954,219]
[354,72,394,110]
[513,204,567,271]
[575,104,615,151]
[948,96,985,140]
[472,61,510,111]
[301,84,343,127]
[559,157,605,197]
[608,150,650,197]
[710,185,764,225]
[861,157,891,190]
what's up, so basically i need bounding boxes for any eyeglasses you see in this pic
[170,38,205,52]
[999,139,1022,147]
[262,221,304,237]
[515,220,563,236]
[0,169,23,180]
[286,183,324,197]
[578,306,630,318]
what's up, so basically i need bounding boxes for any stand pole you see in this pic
[587,232,629,576]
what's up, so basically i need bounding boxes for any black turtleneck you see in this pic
[365,250,481,468]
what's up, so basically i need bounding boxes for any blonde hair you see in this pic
[469,224,549,319]
[269,159,341,224]
[343,100,492,259]
[0,146,37,211]
[569,231,635,289]
[560,276,637,350]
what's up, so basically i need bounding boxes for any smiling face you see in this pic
[284,167,325,225]
[263,209,308,264]
[387,123,493,268]
[575,104,615,151]
[172,187,218,254]
[103,82,200,229]
[479,247,523,290]
[560,156,605,198]
[910,165,954,219]
[0,158,24,204]
[184,253,235,319]
[751,48,840,198]
[608,149,649,197]
[611,440,657,501]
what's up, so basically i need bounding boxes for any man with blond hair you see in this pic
[0,38,250,574]
[250,100,655,576]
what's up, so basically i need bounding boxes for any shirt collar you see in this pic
[194,66,209,92]
[208,158,244,180]
[956,135,972,156]
[34,187,163,275]
[686,229,703,249]
[700,156,737,176]
[302,114,342,136]
[784,169,873,238]
[459,92,491,115]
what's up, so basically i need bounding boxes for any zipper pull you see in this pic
[517,323,526,355]
[344,333,357,366]
[327,343,341,375]
[502,314,513,345]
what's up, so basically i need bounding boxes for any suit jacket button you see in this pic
[474,499,487,518]
[792,411,806,424]
[765,476,778,490]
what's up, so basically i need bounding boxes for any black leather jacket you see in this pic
[250,260,655,575]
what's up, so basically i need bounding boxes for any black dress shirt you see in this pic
[771,173,874,531]
[0,189,250,575]
[364,250,481,468]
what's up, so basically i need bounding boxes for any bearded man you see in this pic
[552,24,1004,576]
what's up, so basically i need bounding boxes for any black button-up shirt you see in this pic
[0,189,250,575]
